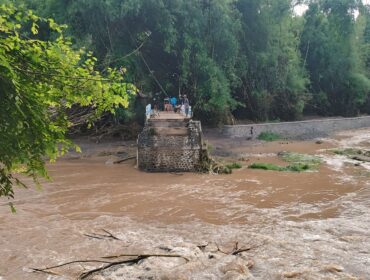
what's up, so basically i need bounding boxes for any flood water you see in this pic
[1,129,369,279]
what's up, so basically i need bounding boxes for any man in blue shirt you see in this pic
[170,96,177,112]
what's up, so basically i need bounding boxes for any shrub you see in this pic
[257,131,282,142]
[249,162,312,172]
[249,163,284,171]
[226,162,242,170]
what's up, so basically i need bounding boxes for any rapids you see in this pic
[0,129,369,279]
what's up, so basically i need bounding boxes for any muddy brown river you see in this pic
[1,129,369,279]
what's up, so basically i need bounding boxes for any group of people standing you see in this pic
[165,95,190,114]
[146,94,191,120]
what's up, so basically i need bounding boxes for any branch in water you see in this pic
[31,259,113,273]
[79,254,189,279]
[83,229,122,241]
[31,254,189,279]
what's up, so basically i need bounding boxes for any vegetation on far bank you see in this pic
[249,152,322,172]
[4,0,370,125]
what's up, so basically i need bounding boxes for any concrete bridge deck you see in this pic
[148,112,190,135]
[150,111,188,120]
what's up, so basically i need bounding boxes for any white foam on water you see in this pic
[2,128,370,279]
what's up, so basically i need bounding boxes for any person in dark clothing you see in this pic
[153,97,159,111]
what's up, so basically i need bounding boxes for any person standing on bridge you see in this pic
[183,95,190,117]
[164,97,172,111]
[170,96,177,112]
[145,103,152,120]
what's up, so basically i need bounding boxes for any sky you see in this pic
[294,0,370,16]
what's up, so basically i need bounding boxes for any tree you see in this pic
[357,2,370,113]
[8,0,369,123]
[300,0,370,116]
[27,0,241,124]
[24,0,311,122]
[235,0,309,121]
[0,4,134,205]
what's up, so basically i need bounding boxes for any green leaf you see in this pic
[31,22,38,35]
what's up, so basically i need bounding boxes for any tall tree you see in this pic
[235,0,309,121]
[357,2,370,113]
[301,0,370,116]
[8,0,370,122]
[26,0,241,123]
[0,4,134,203]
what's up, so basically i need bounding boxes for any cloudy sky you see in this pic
[294,0,370,16]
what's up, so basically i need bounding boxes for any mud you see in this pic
[0,129,369,279]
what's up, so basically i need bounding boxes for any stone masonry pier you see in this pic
[137,112,204,172]
[223,116,370,140]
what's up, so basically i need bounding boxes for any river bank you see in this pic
[223,116,370,140]
[0,128,369,279]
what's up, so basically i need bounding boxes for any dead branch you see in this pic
[213,241,265,255]
[79,257,145,279]
[32,240,263,279]
[231,246,253,255]
[229,241,252,255]
[31,253,188,279]
[84,229,122,241]
[79,254,189,280]
[113,156,136,164]
[30,268,60,276]
[83,234,105,240]
[101,253,190,262]
[101,229,121,240]
[231,241,266,255]
[31,260,112,273]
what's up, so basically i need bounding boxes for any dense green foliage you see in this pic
[235,0,309,120]
[301,0,370,116]
[0,4,134,201]
[2,0,370,200]
[8,0,369,123]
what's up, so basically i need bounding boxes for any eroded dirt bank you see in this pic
[0,129,369,279]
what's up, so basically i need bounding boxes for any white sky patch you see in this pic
[294,0,370,16]
[294,4,308,16]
